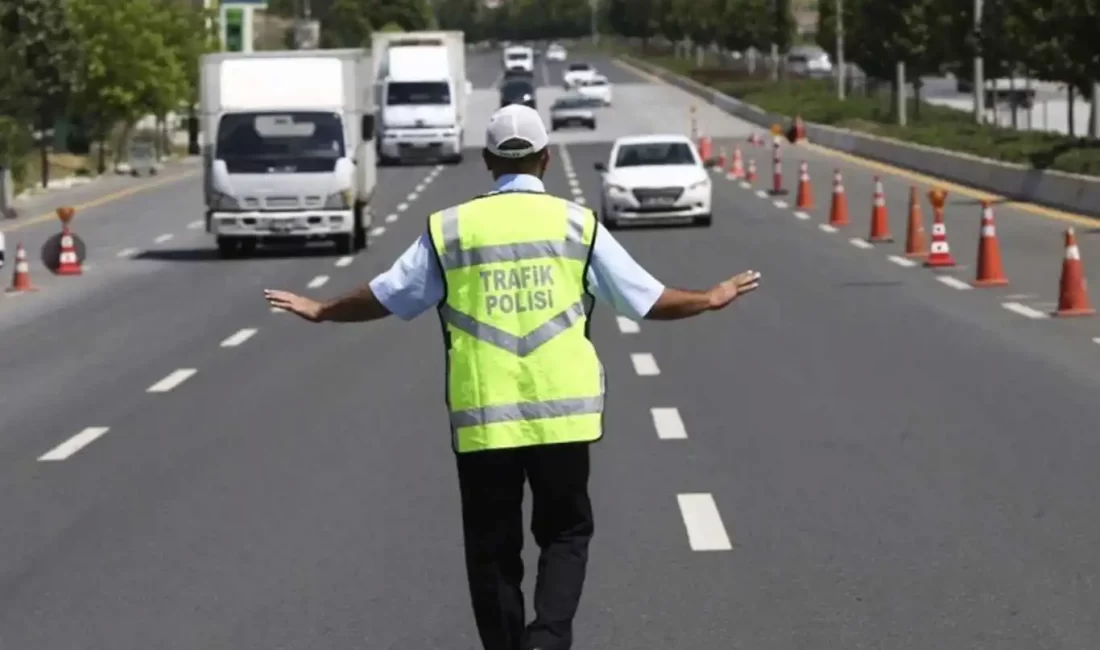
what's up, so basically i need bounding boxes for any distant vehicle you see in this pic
[546,43,567,62]
[499,78,536,109]
[503,45,534,73]
[785,45,832,78]
[594,134,712,228]
[563,61,597,87]
[575,75,611,106]
[502,68,535,84]
[550,95,601,130]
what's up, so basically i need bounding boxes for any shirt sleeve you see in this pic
[584,223,666,320]
[368,231,445,321]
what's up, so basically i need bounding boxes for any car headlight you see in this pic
[606,183,628,194]
[324,190,352,210]
[687,179,710,192]
[209,190,239,211]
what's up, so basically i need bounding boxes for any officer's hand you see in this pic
[264,289,324,322]
[706,270,761,310]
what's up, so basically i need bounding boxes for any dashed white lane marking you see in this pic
[270,306,285,313]
[154,233,174,244]
[651,408,687,439]
[220,328,257,347]
[187,220,203,230]
[936,275,972,290]
[773,200,788,209]
[385,213,398,223]
[1092,337,1100,346]
[793,211,810,220]
[407,192,418,201]
[307,275,329,289]
[335,256,354,267]
[569,178,580,187]
[888,255,917,267]
[116,247,138,258]
[147,368,197,393]
[575,196,587,205]
[630,353,660,376]
[435,164,444,171]
[739,181,751,189]
[397,202,408,212]
[370,226,385,237]
[616,316,640,333]
[849,237,873,249]
[416,183,425,192]
[677,493,732,551]
[818,224,837,233]
[754,190,768,198]
[39,427,110,462]
[1001,301,1049,319]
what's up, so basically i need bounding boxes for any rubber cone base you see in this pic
[768,189,789,196]
[869,235,893,243]
[972,277,1008,287]
[924,257,956,268]
[1054,307,1096,317]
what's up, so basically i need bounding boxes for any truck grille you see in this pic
[264,196,299,209]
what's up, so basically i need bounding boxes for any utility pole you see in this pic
[973,0,984,123]
[590,0,598,46]
[835,0,845,99]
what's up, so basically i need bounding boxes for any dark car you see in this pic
[500,78,536,109]
[502,68,535,84]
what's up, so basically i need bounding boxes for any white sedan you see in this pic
[595,135,713,228]
[546,43,567,62]
[576,75,612,105]
[563,62,597,88]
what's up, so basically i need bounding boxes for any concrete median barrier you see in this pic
[621,55,1100,220]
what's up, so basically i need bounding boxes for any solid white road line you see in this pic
[773,200,788,209]
[116,247,138,258]
[793,211,810,220]
[147,369,197,393]
[39,427,110,462]
[335,256,354,267]
[936,275,972,290]
[220,328,257,347]
[677,493,732,551]
[1001,301,1049,319]
[818,223,837,233]
[385,213,398,223]
[397,202,408,212]
[887,255,917,267]
[616,316,640,333]
[849,237,873,249]
[154,233,173,244]
[307,275,329,289]
[370,226,385,237]
[187,220,203,229]
[630,353,660,376]
[651,408,687,440]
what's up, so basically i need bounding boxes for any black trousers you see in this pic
[456,441,594,650]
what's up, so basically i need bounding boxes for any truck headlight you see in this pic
[209,190,239,211]
[324,190,352,210]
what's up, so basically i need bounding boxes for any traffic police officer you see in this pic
[264,104,761,650]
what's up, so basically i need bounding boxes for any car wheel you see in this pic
[693,214,712,227]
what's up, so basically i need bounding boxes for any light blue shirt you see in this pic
[369,174,666,321]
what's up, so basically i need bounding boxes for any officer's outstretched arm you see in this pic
[317,283,393,322]
[644,270,761,320]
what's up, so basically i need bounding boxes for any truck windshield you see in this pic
[507,52,529,61]
[215,111,345,172]
[386,81,451,106]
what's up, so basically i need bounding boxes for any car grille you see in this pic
[632,187,684,203]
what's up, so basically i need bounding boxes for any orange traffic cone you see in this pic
[828,169,849,227]
[746,158,757,184]
[768,139,786,195]
[1053,228,1094,316]
[792,115,806,142]
[795,161,813,209]
[716,147,727,170]
[924,203,956,267]
[56,226,82,275]
[867,176,892,242]
[972,201,1008,287]
[698,135,712,161]
[6,243,36,293]
[727,148,744,179]
[904,186,927,257]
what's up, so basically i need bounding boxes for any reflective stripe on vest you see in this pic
[429,193,605,452]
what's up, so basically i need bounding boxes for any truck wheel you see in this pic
[216,237,239,259]
[353,223,367,251]
[335,234,354,255]
[239,239,257,256]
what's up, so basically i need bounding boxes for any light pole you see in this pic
[973,0,984,123]
[835,0,844,99]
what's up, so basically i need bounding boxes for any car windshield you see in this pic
[554,97,600,109]
[386,81,450,106]
[613,142,697,167]
[582,78,607,87]
[568,63,591,71]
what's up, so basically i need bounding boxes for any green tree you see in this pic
[0,0,80,187]
[320,0,372,48]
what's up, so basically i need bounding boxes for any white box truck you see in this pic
[200,49,376,258]
[372,31,470,165]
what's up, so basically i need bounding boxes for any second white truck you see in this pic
[200,49,376,257]
[373,31,469,165]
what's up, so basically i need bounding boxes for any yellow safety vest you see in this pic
[427,191,606,453]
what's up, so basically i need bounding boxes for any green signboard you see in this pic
[225,7,243,52]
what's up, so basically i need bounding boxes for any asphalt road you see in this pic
[1,50,1100,649]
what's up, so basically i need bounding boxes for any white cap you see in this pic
[485,104,549,158]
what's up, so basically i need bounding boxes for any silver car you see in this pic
[549,95,600,131]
